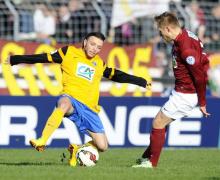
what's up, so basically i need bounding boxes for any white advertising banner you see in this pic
[0,96,219,148]
[111,0,170,27]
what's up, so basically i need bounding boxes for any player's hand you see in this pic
[200,106,211,118]
[146,82,151,91]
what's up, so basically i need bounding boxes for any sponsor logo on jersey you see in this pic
[76,63,95,81]
[186,56,195,65]
[187,30,199,41]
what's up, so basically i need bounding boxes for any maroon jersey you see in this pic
[172,29,209,106]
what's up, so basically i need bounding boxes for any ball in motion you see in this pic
[76,144,99,167]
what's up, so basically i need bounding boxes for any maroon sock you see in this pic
[149,128,166,167]
[142,145,151,159]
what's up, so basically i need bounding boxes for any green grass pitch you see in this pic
[0,148,220,180]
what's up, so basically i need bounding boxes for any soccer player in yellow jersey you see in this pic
[8,32,151,167]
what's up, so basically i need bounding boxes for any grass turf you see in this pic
[0,148,219,180]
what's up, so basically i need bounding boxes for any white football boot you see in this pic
[132,158,153,168]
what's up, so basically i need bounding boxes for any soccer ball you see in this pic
[76,145,99,167]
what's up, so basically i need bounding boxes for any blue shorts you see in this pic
[58,94,105,136]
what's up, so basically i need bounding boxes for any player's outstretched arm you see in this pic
[7,46,67,66]
[8,53,52,66]
[103,66,151,89]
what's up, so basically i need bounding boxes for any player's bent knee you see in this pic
[58,100,73,114]
[97,142,108,152]
[59,103,71,113]
[153,111,172,129]
[153,120,164,129]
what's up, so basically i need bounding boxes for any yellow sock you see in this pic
[41,108,64,143]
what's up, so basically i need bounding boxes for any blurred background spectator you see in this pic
[33,3,56,44]
[203,4,220,50]
[68,0,86,43]
[185,1,206,41]
[208,65,220,97]
[0,0,219,49]
[114,18,142,45]
[0,1,14,38]
[55,5,72,44]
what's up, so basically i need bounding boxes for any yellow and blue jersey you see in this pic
[10,45,147,113]
[57,46,105,112]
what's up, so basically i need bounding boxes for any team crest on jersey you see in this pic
[92,61,97,66]
[76,63,95,81]
[186,56,195,65]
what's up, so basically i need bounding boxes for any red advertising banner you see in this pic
[0,40,155,96]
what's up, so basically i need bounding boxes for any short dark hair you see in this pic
[154,12,180,28]
[84,32,105,41]
[82,32,105,48]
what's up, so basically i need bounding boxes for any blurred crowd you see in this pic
[0,0,219,47]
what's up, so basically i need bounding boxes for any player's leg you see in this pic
[146,91,197,167]
[68,132,108,167]
[148,110,172,166]
[68,132,107,167]
[87,131,108,152]
[133,110,172,168]
[41,96,74,142]
[85,109,108,152]
[133,90,198,168]
[68,105,107,167]
[133,90,177,168]
[30,96,74,151]
[146,91,197,166]
[138,111,170,162]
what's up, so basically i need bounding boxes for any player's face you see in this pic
[83,36,104,58]
[158,26,173,43]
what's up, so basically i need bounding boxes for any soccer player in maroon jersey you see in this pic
[132,12,210,168]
